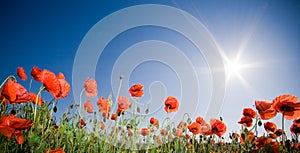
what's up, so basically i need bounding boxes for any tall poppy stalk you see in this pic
[282,112,286,146]
[79,88,85,118]
[33,85,45,126]
[110,76,123,118]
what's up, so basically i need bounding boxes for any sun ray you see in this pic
[235,72,257,96]
[236,3,267,62]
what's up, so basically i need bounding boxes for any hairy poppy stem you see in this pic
[47,100,56,130]
[249,115,259,133]
[282,113,285,147]
[33,86,45,126]
[115,76,123,104]
[28,78,33,92]
[110,76,123,117]
[79,88,85,118]
[181,113,190,122]
[160,117,170,131]
[0,75,16,89]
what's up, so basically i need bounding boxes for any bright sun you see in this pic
[225,60,242,79]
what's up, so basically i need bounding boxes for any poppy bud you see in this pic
[258,120,262,126]
[53,106,57,113]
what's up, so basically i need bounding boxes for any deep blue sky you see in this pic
[1,0,300,136]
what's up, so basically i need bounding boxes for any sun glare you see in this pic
[225,60,242,79]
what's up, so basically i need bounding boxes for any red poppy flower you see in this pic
[1,115,34,130]
[243,108,256,118]
[160,129,167,136]
[30,66,42,81]
[175,128,183,137]
[46,72,70,100]
[97,97,110,119]
[110,114,117,120]
[247,131,255,142]
[272,94,300,120]
[238,116,253,127]
[294,118,300,124]
[116,96,130,116]
[56,73,70,99]
[0,125,14,138]
[200,123,212,136]
[45,148,65,153]
[196,116,205,125]
[255,100,277,120]
[177,121,187,129]
[269,133,277,139]
[264,122,277,133]
[84,100,94,113]
[1,78,33,104]
[79,119,85,129]
[84,78,98,98]
[150,117,159,127]
[274,129,283,137]
[140,128,149,136]
[29,92,43,106]
[290,118,300,135]
[232,133,244,144]
[271,142,280,153]
[14,130,24,144]
[290,123,300,135]
[30,66,70,100]
[38,69,61,98]
[1,78,26,102]
[129,83,144,98]
[188,122,201,135]
[164,96,179,113]
[0,114,33,144]
[255,136,270,149]
[17,67,27,81]
[210,118,227,137]
[255,136,279,151]
[155,135,162,144]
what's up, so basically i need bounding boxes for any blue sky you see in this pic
[1,0,300,137]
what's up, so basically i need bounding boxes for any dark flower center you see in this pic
[280,105,294,112]
[166,104,172,109]
[212,127,218,132]
[191,127,198,133]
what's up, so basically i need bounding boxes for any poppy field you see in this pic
[1,66,300,153]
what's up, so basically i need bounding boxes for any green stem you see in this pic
[0,75,16,89]
[249,115,259,132]
[110,76,123,117]
[33,86,45,126]
[104,77,124,142]
[115,76,123,104]
[46,100,56,128]
[79,88,85,118]
[160,117,170,131]
[28,78,33,92]
[282,113,286,146]
[181,113,190,122]
[192,134,195,152]
[133,98,139,116]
